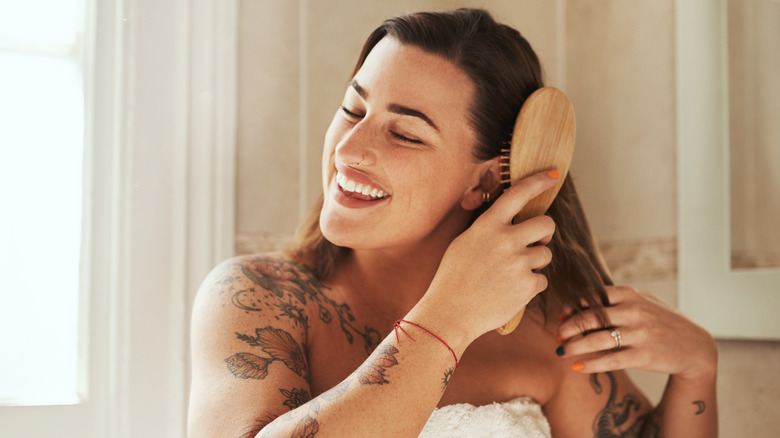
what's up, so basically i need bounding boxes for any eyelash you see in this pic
[340,105,363,119]
[391,132,423,144]
[340,106,423,145]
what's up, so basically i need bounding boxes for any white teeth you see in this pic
[336,172,387,199]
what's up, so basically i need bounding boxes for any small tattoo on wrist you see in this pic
[442,367,455,392]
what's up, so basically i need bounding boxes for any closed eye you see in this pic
[340,105,364,119]
[391,132,423,144]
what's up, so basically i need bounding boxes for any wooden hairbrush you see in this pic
[495,87,576,335]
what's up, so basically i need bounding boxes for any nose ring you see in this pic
[354,154,366,166]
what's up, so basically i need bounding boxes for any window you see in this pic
[0,0,236,434]
[0,0,85,406]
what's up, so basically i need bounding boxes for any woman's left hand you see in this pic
[557,286,717,381]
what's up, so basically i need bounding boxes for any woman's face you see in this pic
[320,37,489,252]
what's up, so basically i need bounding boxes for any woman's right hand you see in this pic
[412,171,559,350]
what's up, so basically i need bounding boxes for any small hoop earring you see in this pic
[482,192,491,203]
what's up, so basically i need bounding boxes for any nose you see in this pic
[335,119,377,167]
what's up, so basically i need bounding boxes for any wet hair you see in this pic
[290,8,612,325]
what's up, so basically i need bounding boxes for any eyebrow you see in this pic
[349,79,440,132]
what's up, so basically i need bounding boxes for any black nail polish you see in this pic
[555,345,565,357]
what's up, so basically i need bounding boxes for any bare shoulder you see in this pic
[188,253,321,437]
[193,253,322,327]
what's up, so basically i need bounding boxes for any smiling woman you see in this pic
[190,7,717,438]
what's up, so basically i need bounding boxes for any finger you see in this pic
[571,349,640,374]
[533,272,549,294]
[558,328,626,357]
[486,171,559,224]
[512,215,555,247]
[559,287,637,321]
[523,245,553,271]
[602,286,638,304]
[558,309,612,341]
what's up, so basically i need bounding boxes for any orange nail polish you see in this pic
[556,334,563,344]
[558,312,566,322]
[546,169,560,179]
[572,362,584,371]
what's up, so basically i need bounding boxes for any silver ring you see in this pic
[610,328,622,349]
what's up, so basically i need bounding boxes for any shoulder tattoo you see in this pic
[215,256,380,354]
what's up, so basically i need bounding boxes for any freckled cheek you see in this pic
[322,123,343,186]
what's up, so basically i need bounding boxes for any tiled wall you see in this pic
[235,1,780,435]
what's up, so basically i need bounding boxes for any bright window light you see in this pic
[0,0,84,406]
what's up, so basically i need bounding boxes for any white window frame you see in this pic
[0,0,237,435]
[676,0,780,340]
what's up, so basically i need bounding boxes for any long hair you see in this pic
[289,8,612,325]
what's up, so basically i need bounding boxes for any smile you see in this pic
[336,172,388,199]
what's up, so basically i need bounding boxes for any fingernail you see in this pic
[556,345,565,357]
[572,362,584,371]
[546,169,560,179]
[558,312,566,322]
[556,334,563,344]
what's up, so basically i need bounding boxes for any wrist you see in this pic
[404,299,474,358]
[675,338,718,384]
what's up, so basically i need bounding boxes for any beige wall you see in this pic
[728,0,780,269]
[235,1,780,436]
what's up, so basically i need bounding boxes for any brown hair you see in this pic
[290,8,612,324]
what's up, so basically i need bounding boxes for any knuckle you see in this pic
[604,354,620,370]
[542,246,553,264]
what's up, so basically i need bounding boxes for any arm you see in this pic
[188,172,560,437]
[554,286,718,438]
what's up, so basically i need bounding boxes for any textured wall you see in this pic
[235,1,780,435]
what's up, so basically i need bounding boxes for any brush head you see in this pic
[496,86,577,335]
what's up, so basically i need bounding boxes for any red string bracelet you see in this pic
[393,319,458,370]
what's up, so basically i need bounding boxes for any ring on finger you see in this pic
[610,328,623,349]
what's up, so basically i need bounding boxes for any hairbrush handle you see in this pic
[495,87,576,335]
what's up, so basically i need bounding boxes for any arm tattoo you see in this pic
[226,326,309,379]
[356,344,399,385]
[442,367,454,392]
[692,400,706,415]
[320,380,351,401]
[229,257,381,354]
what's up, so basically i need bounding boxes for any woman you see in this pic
[188,8,717,437]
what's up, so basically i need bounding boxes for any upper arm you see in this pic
[188,255,313,438]
[544,368,655,438]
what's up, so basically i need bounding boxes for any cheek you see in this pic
[322,116,344,185]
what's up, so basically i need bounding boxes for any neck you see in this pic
[335,240,449,321]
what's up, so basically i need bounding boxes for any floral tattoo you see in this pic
[226,257,381,354]
[226,326,308,379]
[356,344,399,385]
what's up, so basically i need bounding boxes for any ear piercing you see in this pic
[482,191,491,203]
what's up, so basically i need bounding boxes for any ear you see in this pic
[461,157,502,211]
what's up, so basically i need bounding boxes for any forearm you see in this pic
[257,318,464,437]
[647,370,717,438]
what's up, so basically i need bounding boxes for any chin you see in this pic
[319,209,357,248]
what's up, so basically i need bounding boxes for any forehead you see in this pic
[352,37,475,131]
